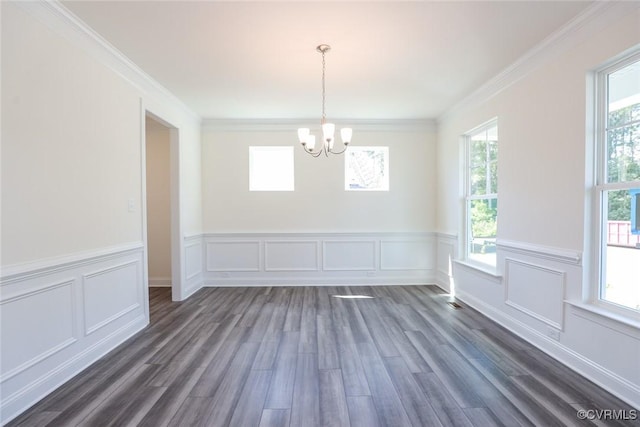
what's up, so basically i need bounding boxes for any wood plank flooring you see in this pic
[8,285,639,427]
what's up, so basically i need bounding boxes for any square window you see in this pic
[249,146,294,191]
[345,146,389,191]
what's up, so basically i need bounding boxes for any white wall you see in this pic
[145,118,172,286]
[202,124,436,233]
[436,4,640,408]
[0,2,202,268]
[0,2,202,423]
[200,123,438,285]
[1,3,141,265]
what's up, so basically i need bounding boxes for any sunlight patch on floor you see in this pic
[331,295,375,299]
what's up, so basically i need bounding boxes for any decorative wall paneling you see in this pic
[203,232,435,286]
[0,243,148,424]
[435,232,457,292]
[503,258,566,331]
[183,235,204,298]
[442,234,640,409]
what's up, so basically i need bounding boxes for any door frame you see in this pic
[141,105,184,314]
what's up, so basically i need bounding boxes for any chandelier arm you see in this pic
[329,144,349,155]
[302,145,324,157]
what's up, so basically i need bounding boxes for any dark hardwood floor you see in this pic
[8,285,639,426]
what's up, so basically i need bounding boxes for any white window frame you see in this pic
[249,146,294,192]
[590,50,640,317]
[464,119,498,267]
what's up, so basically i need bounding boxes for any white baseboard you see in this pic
[148,277,171,287]
[203,277,436,287]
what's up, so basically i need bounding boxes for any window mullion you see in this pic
[598,181,640,192]
[605,118,640,132]
[468,193,497,200]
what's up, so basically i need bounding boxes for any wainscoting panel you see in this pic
[82,260,141,336]
[0,280,76,382]
[206,241,260,272]
[380,239,433,270]
[265,240,319,271]
[323,240,376,271]
[185,240,203,280]
[203,232,434,286]
[184,236,204,297]
[504,258,566,330]
[0,243,147,425]
[435,233,457,292]
[437,242,454,275]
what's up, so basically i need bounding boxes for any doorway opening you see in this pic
[144,113,181,321]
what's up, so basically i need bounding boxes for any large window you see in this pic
[594,53,640,312]
[249,146,294,191]
[465,121,498,266]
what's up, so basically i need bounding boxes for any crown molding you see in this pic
[201,118,437,133]
[14,0,201,124]
[438,0,639,124]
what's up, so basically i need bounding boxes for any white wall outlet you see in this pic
[127,198,135,212]
[366,271,376,277]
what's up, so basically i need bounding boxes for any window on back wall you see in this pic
[593,52,640,312]
[465,120,498,266]
[249,146,294,191]
[345,146,389,191]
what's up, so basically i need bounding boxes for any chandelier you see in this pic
[297,44,352,157]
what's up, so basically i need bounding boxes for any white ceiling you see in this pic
[61,1,593,120]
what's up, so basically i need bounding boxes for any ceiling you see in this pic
[61,1,593,121]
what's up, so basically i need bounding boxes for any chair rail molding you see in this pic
[496,239,582,265]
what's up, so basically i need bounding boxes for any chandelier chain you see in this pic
[321,49,326,125]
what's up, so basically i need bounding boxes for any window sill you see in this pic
[453,259,502,283]
[565,300,640,336]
